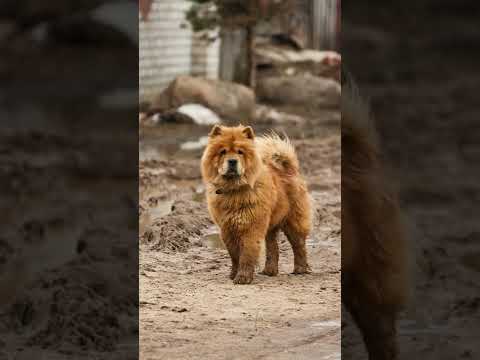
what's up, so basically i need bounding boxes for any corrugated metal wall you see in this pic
[139,0,221,102]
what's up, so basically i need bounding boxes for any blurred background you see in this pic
[0,1,138,359]
[343,1,480,359]
[139,0,339,100]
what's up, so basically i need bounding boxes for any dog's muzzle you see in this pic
[225,159,238,177]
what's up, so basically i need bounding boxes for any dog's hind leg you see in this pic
[282,186,312,274]
[283,218,311,274]
[261,228,279,276]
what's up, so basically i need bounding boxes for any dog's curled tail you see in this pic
[256,132,299,175]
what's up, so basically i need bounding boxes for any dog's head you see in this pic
[201,124,261,192]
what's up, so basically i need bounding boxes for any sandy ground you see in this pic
[139,108,341,359]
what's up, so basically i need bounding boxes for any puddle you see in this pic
[139,212,151,237]
[461,252,480,272]
[192,185,206,203]
[140,200,174,236]
[2,219,84,301]
[139,121,323,162]
[202,226,225,249]
[150,200,174,220]
[192,192,205,203]
[24,218,84,273]
[140,123,211,160]
[203,233,225,250]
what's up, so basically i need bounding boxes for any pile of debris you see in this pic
[140,44,340,129]
[139,76,255,127]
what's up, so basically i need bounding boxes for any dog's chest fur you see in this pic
[208,173,289,231]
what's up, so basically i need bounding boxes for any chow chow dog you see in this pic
[342,82,410,360]
[201,125,311,284]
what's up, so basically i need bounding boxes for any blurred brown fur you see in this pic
[201,125,311,284]
[342,84,409,359]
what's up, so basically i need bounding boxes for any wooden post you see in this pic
[245,0,257,89]
[246,25,256,89]
[312,0,321,50]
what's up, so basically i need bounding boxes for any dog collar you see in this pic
[214,183,253,195]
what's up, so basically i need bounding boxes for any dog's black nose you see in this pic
[228,159,237,167]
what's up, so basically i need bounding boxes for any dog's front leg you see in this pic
[233,228,265,285]
[221,230,240,280]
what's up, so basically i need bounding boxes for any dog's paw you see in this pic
[292,264,312,275]
[229,268,238,280]
[260,267,278,276]
[233,271,253,284]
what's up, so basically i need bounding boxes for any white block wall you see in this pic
[139,0,220,103]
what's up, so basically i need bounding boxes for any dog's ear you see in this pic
[242,126,255,140]
[209,124,222,137]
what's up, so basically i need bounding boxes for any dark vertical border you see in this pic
[342,1,480,359]
[0,1,139,358]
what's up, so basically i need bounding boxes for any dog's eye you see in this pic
[238,150,244,155]
[219,149,226,156]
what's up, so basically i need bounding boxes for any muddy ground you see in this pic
[0,107,139,360]
[342,2,480,359]
[0,10,138,359]
[139,104,341,359]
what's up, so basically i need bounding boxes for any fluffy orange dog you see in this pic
[201,125,311,284]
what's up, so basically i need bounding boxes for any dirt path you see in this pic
[139,126,340,359]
